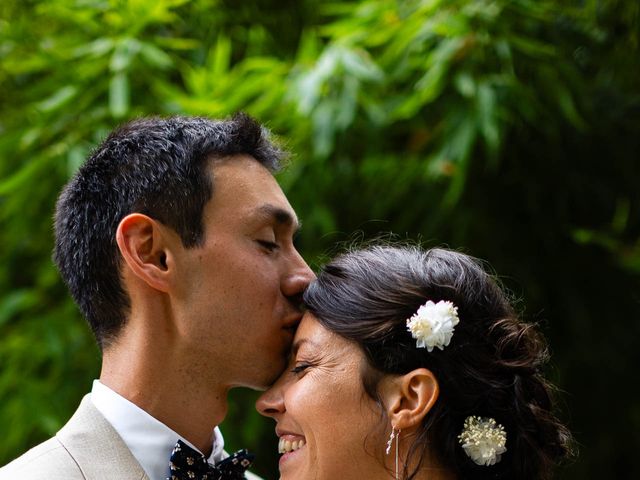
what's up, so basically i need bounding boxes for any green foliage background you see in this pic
[1,0,638,478]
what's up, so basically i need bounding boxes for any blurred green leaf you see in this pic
[212,35,232,77]
[110,38,141,72]
[139,42,173,69]
[37,86,78,112]
[0,291,39,328]
[109,72,130,117]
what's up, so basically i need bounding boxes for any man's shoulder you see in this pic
[0,394,147,480]
[0,436,83,480]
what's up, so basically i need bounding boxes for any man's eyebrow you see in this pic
[256,204,301,231]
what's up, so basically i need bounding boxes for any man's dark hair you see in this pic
[53,113,285,348]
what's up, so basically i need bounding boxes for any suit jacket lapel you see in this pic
[57,395,150,480]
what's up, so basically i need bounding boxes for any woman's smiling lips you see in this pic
[278,436,306,453]
[276,430,307,465]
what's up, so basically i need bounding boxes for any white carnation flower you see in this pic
[406,300,460,352]
[458,416,507,466]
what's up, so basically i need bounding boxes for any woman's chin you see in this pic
[279,443,307,476]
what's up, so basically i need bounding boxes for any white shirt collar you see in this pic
[90,380,225,480]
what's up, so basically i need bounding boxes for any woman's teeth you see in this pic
[278,437,306,454]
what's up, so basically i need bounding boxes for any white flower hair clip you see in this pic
[406,300,460,352]
[458,416,507,466]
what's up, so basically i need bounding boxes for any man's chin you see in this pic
[263,359,290,390]
[236,358,287,391]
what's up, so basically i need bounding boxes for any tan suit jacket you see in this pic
[0,395,264,480]
[0,395,149,480]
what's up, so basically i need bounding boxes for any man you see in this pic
[0,114,314,479]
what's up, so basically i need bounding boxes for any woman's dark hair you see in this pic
[303,245,572,479]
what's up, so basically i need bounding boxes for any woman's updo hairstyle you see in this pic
[303,245,572,480]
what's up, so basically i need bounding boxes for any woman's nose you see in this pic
[256,382,286,418]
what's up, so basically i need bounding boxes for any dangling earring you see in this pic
[385,426,401,479]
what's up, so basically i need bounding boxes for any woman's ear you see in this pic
[115,213,173,292]
[381,368,439,430]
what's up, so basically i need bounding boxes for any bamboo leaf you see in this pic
[109,72,130,117]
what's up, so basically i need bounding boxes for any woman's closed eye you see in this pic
[291,362,314,375]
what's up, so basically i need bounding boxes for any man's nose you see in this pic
[281,250,315,299]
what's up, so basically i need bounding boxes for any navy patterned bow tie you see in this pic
[167,440,255,480]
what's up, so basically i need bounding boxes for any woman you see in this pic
[257,246,572,479]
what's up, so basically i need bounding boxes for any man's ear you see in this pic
[115,213,173,292]
[380,368,439,431]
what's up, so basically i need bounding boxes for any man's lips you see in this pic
[282,312,303,330]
